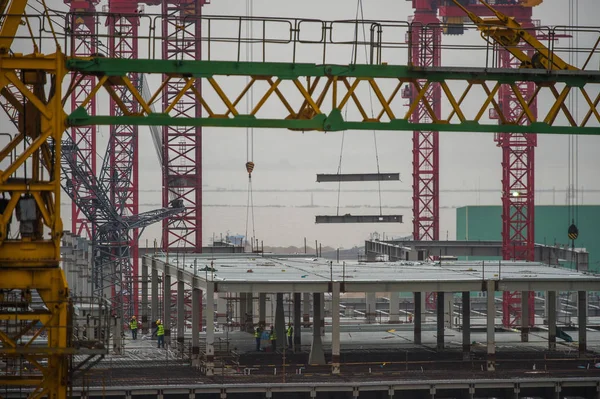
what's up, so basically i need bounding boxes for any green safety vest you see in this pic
[157,324,164,336]
[270,330,277,341]
[286,326,293,337]
[254,328,261,338]
[130,320,137,329]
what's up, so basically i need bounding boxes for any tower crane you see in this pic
[450,0,576,329]
[406,0,442,312]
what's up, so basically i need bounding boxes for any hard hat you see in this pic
[132,316,136,319]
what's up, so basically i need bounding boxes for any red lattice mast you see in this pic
[162,0,208,331]
[66,0,99,239]
[161,0,205,252]
[107,0,140,316]
[408,0,441,311]
[496,18,537,328]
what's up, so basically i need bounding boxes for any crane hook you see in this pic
[245,161,255,178]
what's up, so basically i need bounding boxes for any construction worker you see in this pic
[130,316,138,340]
[269,325,277,352]
[254,324,263,351]
[286,323,293,350]
[154,319,165,348]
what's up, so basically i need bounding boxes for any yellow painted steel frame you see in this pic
[452,0,577,71]
[0,50,68,398]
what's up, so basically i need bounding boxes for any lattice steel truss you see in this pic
[497,31,537,329]
[161,0,208,331]
[409,6,441,312]
[66,1,99,240]
[105,4,141,321]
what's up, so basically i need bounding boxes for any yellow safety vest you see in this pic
[130,320,137,329]
[270,330,277,341]
[286,326,293,337]
[157,324,164,336]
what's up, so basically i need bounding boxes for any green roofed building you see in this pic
[456,205,600,273]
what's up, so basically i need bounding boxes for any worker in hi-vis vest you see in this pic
[254,324,263,351]
[129,316,138,340]
[153,319,165,348]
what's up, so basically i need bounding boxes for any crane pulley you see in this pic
[451,0,577,71]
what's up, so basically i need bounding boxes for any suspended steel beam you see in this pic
[317,173,400,183]
[66,59,600,135]
[315,215,403,224]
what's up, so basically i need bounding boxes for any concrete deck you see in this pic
[146,255,600,293]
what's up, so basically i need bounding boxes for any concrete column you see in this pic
[217,294,227,327]
[462,291,471,359]
[578,290,587,355]
[151,266,159,329]
[177,280,185,351]
[259,293,267,327]
[112,315,123,354]
[308,293,326,365]
[303,293,311,327]
[141,257,149,334]
[389,292,400,323]
[293,293,301,351]
[192,288,201,367]
[239,293,247,330]
[366,292,377,323]
[163,273,171,348]
[445,292,454,328]
[414,292,422,345]
[63,249,73,293]
[331,282,341,374]
[547,290,556,351]
[245,292,254,319]
[205,282,215,376]
[486,280,496,371]
[436,292,444,351]
[521,291,530,342]
[275,293,285,351]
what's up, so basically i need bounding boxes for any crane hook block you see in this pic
[246,161,255,177]
[568,223,579,240]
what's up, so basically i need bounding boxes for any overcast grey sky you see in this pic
[3,0,600,247]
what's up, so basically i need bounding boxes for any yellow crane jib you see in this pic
[450,0,577,71]
[0,0,29,54]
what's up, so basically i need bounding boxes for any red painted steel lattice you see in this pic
[496,22,537,329]
[66,1,98,239]
[107,5,140,318]
[162,0,207,330]
[161,0,204,252]
[409,8,441,312]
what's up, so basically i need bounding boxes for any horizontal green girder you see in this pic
[65,58,600,135]
[66,58,600,85]
[67,113,599,135]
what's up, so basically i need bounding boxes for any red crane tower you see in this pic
[440,0,541,328]
[161,0,209,333]
[104,0,162,318]
[161,0,207,253]
[65,0,99,239]
[407,0,441,311]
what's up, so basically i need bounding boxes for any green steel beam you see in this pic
[67,111,600,135]
[66,58,600,84]
[65,58,600,135]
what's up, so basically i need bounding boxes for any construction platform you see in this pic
[56,247,600,398]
